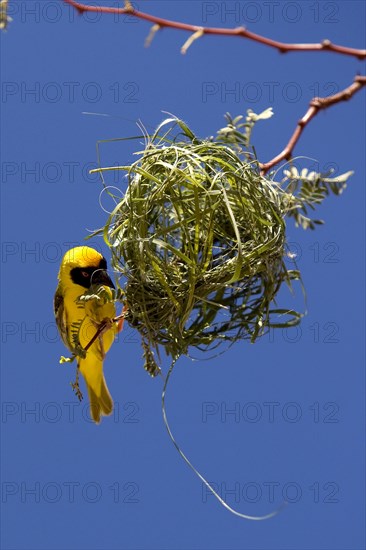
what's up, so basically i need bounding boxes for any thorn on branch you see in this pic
[145,24,160,48]
[181,28,204,55]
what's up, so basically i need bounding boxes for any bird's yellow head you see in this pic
[58,246,115,290]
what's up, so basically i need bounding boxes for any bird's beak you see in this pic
[92,269,115,289]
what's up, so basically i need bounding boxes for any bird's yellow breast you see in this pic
[64,285,117,360]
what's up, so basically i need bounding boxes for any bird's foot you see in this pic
[71,367,83,401]
[71,382,83,402]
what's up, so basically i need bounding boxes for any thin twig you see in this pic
[260,75,366,175]
[63,0,366,59]
[83,312,126,353]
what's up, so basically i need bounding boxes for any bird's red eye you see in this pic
[81,271,89,278]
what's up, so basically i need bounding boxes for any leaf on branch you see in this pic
[247,107,274,121]
[216,108,274,153]
[282,166,353,229]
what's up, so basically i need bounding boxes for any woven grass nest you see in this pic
[96,116,310,374]
[95,113,349,373]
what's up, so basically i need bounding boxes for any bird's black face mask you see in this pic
[70,257,115,290]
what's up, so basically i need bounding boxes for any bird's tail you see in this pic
[79,360,113,424]
[87,376,113,424]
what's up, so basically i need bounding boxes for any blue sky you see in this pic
[1,1,365,549]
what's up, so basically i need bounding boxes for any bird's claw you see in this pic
[71,381,83,402]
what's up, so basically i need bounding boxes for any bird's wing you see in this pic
[54,284,72,350]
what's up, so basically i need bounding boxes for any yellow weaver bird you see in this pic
[54,246,121,424]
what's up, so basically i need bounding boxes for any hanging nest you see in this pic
[97,117,304,373]
[93,115,349,374]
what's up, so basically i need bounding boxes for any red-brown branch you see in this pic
[259,75,366,175]
[62,1,366,174]
[63,0,366,59]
